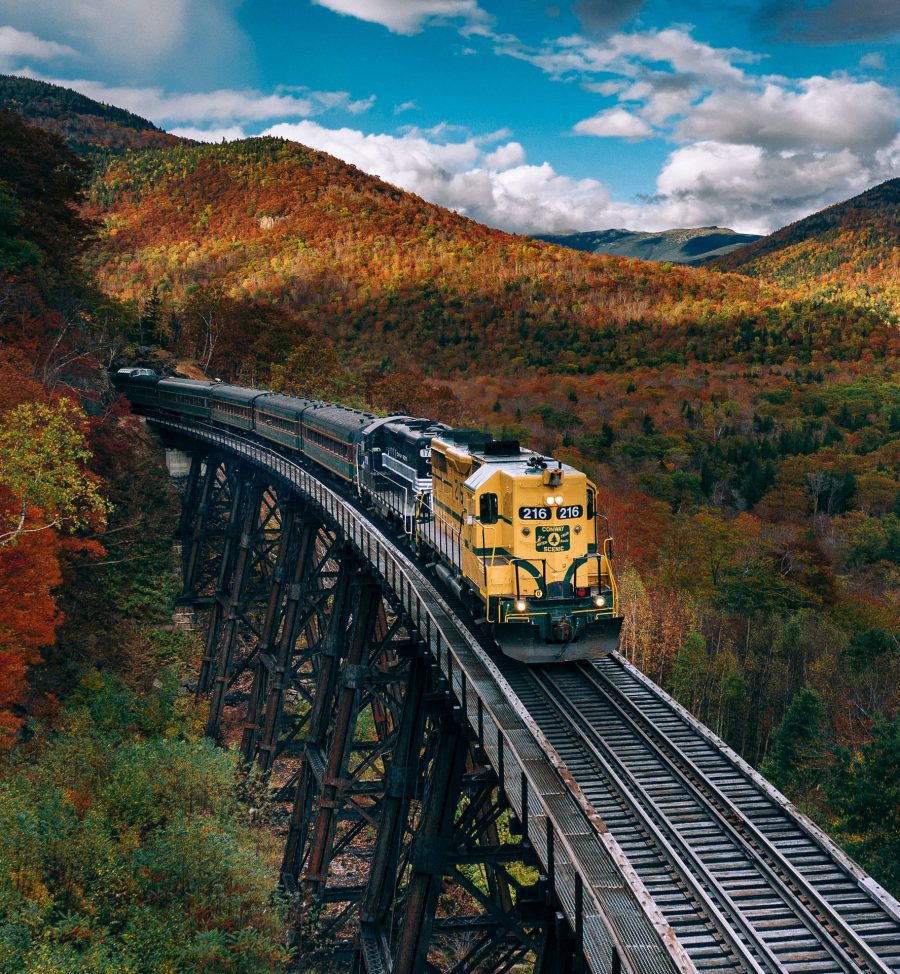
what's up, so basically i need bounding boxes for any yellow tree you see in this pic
[0,398,108,548]
[268,336,357,402]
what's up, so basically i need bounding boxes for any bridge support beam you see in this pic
[357,651,428,939]
[166,437,574,973]
[303,572,382,902]
[282,550,357,882]
[240,503,320,768]
[205,476,264,739]
[179,454,237,609]
[393,707,470,974]
[196,468,246,697]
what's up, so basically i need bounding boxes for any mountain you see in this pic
[711,179,899,321]
[83,137,893,379]
[1,77,892,380]
[535,226,761,265]
[0,75,184,159]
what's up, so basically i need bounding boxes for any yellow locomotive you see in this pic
[418,431,623,662]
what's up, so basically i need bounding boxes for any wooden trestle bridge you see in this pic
[152,415,900,974]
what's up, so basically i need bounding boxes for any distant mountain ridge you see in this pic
[0,75,185,159]
[535,226,762,265]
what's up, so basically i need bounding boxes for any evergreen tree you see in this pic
[828,715,900,894]
[763,686,827,793]
[139,285,164,345]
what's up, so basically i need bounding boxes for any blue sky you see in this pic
[0,0,897,233]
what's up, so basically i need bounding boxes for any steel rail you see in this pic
[149,416,697,974]
[528,665,788,974]
[542,663,879,974]
[607,655,900,931]
[581,660,896,974]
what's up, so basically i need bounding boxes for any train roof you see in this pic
[255,393,319,416]
[386,416,453,437]
[303,402,377,438]
[117,371,160,388]
[158,377,218,393]
[365,415,452,440]
[465,452,581,490]
[437,428,493,448]
[210,383,269,405]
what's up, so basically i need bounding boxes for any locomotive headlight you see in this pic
[545,495,556,506]
[554,494,564,505]
[515,599,527,613]
[594,595,606,608]
[521,527,531,537]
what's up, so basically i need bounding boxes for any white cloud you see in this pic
[346,95,377,114]
[169,125,246,142]
[394,100,418,114]
[498,25,899,231]
[19,73,375,127]
[0,26,76,68]
[652,141,875,233]
[263,119,638,233]
[683,77,899,152]
[859,52,886,70]
[265,119,481,181]
[501,28,756,85]
[584,80,628,95]
[874,132,900,172]
[311,0,488,35]
[0,0,249,84]
[574,108,653,138]
[484,141,526,168]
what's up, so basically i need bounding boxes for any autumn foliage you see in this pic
[83,139,897,385]
[712,178,900,321]
[0,83,897,898]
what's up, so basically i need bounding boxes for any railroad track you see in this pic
[499,653,900,974]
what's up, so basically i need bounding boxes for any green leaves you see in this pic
[0,681,288,973]
[828,715,900,892]
[0,399,109,548]
[762,686,828,793]
[0,181,41,272]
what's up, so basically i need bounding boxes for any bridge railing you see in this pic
[150,416,696,974]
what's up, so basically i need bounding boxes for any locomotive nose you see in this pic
[552,617,573,642]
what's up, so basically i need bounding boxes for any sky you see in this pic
[0,0,897,234]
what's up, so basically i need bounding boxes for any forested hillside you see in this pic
[712,179,900,321]
[0,108,287,971]
[85,138,895,381]
[0,75,184,159]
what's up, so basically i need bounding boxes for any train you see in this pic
[112,369,624,663]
